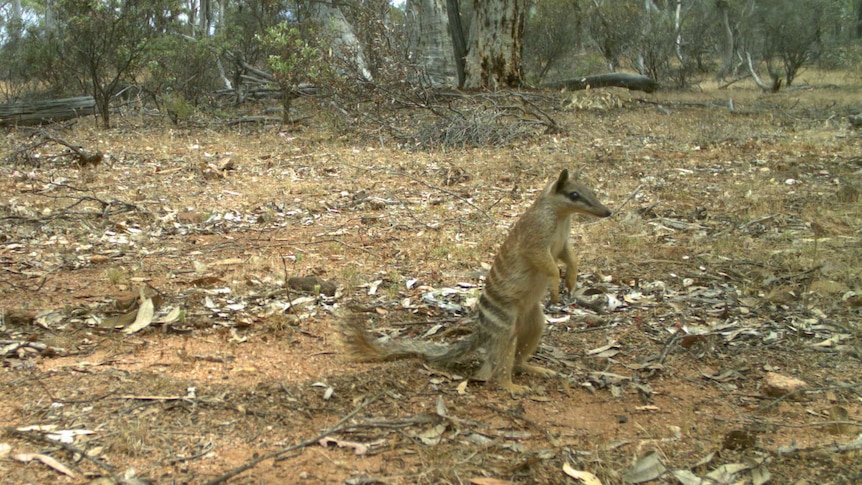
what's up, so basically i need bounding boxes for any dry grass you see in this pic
[1,69,861,484]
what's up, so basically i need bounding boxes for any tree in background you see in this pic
[1,0,861,128]
[463,0,528,88]
[743,0,830,86]
[52,0,175,128]
[404,0,529,89]
[523,0,584,83]
[259,19,332,123]
[586,0,642,72]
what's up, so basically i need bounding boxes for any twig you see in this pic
[718,73,752,90]
[338,160,492,221]
[391,317,461,326]
[775,433,862,455]
[164,444,216,465]
[756,419,862,430]
[755,383,860,414]
[479,403,556,442]
[614,184,643,213]
[657,332,681,365]
[5,427,120,482]
[202,393,381,485]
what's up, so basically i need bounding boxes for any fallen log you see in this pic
[544,73,658,93]
[0,96,96,126]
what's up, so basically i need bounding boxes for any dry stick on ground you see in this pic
[29,130,104,167]
[479,402,557,443]
[3,137,52,165]
[203,393,381,485]
[657,332,682,365]
[338,159,493,221]
[718,72,753,90]
[614,184,644,213]
[28,181,142,218]
[5,427,121,483]
[755,383,862,414]
[164,444,216,466]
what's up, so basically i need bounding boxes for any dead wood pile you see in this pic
[0,96,96,126]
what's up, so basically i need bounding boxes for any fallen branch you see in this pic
[775,433,862,455]
[202,393,381,485]
[614,184,644,213]
[544,73,658,93]
[0,96,96,126]
[339,160,492,221]
[745,52,781,92]
[718,72,752,90]
[5,427,120,483]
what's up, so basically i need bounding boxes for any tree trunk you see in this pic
[446,0,468,87]
[407,0,459,87]
[745,52,780,92]
[309,1,372,81]
[857,0,862,39]
[45,0,56,31]
[198,0,212,36]
[463,0,527,89]
[5,0,23,41]
[715,0,734,80]
[673,0,683,63]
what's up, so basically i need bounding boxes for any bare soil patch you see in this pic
[2,79,861,484]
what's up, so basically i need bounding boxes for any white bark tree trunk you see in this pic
[8,0,22,36]
[463,0,527,89]
[715,0,734,79]
[407,0,458,88]
[309,1,372,81]
[674,0,683,63]
[45,0,56,32]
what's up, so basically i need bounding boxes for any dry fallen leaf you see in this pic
[122,296,154,334]
[828,405,850,435]
[563,462,602,484]
[621,450,666,483]
[13,452,78,478]
[456,380,469,395]
[469,478,515,485]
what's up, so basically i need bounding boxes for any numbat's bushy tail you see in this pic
[344,169,611,394]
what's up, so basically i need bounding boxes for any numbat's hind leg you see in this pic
[514,303,556,377]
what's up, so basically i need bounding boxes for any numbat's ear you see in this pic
[555,169,570,192]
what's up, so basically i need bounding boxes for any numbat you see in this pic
[344,170,611,394]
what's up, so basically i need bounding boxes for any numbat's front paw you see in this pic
[565,274,578,294]
[517,363,557,377]
[498,380,531,396]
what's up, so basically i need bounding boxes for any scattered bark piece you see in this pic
[12,452,78,478]
[90,254,111,265]
[288,276,337,296]
[762,372,807,398]
[836,184,859,203]
[4,309,37,326]
[723,429,756,450]
[178,210,207,224]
